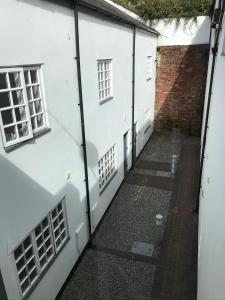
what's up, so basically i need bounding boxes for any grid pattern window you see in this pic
[24,67,46,132]
[146,56,152,80]
[14,235,38,295]
[34,216,54,271]
[98,145,116,191]
[0,66,47,148]
[97,60,112,102]
[145,108,151,132]
[13,200,68,297]
[50,201,68,252]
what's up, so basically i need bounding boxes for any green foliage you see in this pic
[117,0,213,20]
[159,115,174,130]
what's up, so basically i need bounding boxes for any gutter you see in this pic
[196,0,225,213]
[79,0,159,36]
[74,0,92,245]
[131,25,136,169]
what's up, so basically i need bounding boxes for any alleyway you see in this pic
[57,131,199,300]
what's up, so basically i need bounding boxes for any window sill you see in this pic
[23,236,70,300]
[99,96,113,105]
[99,170,118,196]
[5,127,51,153]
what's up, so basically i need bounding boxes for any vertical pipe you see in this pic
[131,25,136,169]
[74,0,92,245]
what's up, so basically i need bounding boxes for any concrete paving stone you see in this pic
[60,248,156,300]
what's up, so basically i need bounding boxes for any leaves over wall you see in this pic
[116,0,214,20]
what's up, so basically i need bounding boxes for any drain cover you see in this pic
[130,241,154,257]
[156,171,171,178]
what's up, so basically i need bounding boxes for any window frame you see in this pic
[144,107,151,133]
[12,199,69,298]
[97,59,113,104]
[0,67,33,147]
[98,144,117,193]
[23,66,48,134]
[0,65,48,149]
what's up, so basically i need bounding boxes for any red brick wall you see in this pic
[155,45,209,135]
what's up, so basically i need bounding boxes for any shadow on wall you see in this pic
[155,44,209,135]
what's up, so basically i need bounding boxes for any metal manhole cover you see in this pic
[130,241,154,257]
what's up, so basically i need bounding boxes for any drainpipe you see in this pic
[74,0,92,245]
[131,25,136,169]
[196,0,224,213]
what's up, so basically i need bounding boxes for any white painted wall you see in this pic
[151,16,211,46]
[0,0,88,299]
[0,1,157,299]
[78,8,157,231]
[135,29,157,156]
[198,4,225,300]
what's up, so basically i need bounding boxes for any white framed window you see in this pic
[144,107,151,132]
[13,199,68,297]
[0,66,47,148]
[98,145,116,192]
[24,67,46,133]
[50,201,68,252]
[146,56,152,80]
[97,59,112,102]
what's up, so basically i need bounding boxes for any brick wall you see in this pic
[155,45,209,135]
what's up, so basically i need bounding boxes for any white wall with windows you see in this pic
[0,1,157,299]
[78,8,134,231]
[79,8,157,231]
[0,0,88,299]
[135,30,157,157]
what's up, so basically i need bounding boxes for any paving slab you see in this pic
[93,183,171,256]
[60,248,156,300]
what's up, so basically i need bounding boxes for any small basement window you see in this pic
[13,199,68,297]
[97,60,112,103]
[0,66,47,148]
[98,145,116,192]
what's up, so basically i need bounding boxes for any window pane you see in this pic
[26,87,32,100]
[32,85,40,99]
[9,72,21,88]
[24,71,30,85]
[4,126,17,142]
[1,109,14,125]
[31,117,36,130]
[15,106,26,122]
[0,73,8,90]
[30,70,38,84]
[18,122,29,138]
[29,102,34,115]
[34,100,42,113]
[0,92,11,108]
[12,90,24,105]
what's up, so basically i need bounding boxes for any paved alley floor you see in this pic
[58,131,199,300]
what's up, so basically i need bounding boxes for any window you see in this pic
[0,66,47,148]
[144,108,151,133]
[13,200,68,297]
[98,145,116,192]
[146,56,152,80]
[97,60,112,102]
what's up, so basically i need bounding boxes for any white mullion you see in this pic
[31,231,41,276]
